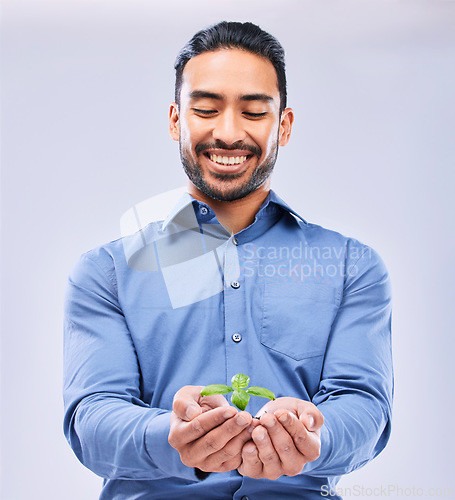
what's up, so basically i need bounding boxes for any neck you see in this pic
[187,181,271,234]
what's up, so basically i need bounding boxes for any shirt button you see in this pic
[232,333,242,343]
[232,237,239,246]
[200,206,208,215]
[231,280,240,289]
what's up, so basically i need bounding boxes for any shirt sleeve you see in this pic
[62,250,199,481]
[305,244,394,477]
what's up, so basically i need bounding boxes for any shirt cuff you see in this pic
[144,411,200,481]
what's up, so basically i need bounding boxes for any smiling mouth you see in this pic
[205,153,253,166]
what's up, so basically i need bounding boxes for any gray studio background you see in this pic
[1,0,454,499]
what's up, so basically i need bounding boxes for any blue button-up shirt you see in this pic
[63,189,393,499]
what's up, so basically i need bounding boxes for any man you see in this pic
[63,21,393,499]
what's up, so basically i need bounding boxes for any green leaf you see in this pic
[231,373,250,390]
[231,389,250,411]
[200,384,233,396]
[245,386,275,400]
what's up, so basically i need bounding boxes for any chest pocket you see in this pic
[260,280,339,361]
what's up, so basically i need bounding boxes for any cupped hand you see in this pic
[168,385,254,473]
[237,397,323,480]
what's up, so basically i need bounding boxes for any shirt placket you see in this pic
[222,235,250,385]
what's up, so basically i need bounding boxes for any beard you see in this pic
[179,135,279,203]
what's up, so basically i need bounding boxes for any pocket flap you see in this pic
[261,280,339,360]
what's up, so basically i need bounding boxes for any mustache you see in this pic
[195,140,262,157]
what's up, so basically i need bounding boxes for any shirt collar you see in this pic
[161,191,198,231]
[265,190,307,225]
[161,189,307,232]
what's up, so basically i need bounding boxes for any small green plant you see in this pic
[201,373,275,411]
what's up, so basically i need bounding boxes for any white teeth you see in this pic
[209,154,248,166]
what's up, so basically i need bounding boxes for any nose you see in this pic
[212,109,247,145]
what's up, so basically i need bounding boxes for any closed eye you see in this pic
[244,112,267,118]
[193,109,267,118]
[193,108,217,116]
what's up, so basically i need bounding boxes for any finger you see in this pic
[173,385,206,421]
[251,426,282,480]
[260,412,305,476]
[296,404,324,432]
[276,411,321,461]
[173,386,229,421]
[203,425,253,473]
[249,418,261,429]
[170,406,238,448]
[238,440,263,478]
[200,394,231,413]
[191,411,252,457]
[173,386,230,420]
[255,397,324,432]
[254,396,296,418]
[220,424,254,459]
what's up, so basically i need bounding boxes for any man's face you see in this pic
[169,49,293,202]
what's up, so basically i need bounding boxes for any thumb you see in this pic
[299,407,323,432]
[172,385,204,421]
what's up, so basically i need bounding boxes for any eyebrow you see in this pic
[189,90,274,103]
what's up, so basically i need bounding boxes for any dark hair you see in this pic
[174,21,287,114]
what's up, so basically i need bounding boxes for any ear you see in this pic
[278,108,294,147]
[169,102,180,141]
